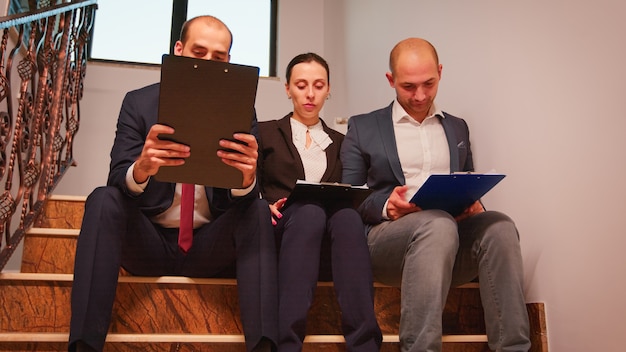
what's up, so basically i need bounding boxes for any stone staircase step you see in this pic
[0,332,487,342]
[0,333,497,352]
[0,196,548,351]
[0,272,484,335]
[0,271,547,351]
[0,273,382,335]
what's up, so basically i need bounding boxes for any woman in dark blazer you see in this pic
[257,53,382,352]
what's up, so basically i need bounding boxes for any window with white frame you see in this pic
[88,0,277,77]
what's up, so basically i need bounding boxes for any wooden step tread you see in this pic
[0,272,238,285]
[1,272,494,336]
[48,195,88,202]
[0,272,479,288]
[0,332,487,343]
[0,197,546,351]
[27,227,80,236]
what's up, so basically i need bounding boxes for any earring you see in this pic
[326,93,331,100]
[287,95,291,99]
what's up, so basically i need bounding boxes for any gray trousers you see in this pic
[367,209,531,352]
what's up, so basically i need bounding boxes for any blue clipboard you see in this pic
[409,173,506,216]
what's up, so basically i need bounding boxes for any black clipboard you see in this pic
[154,54,260,188]
[284,180,373,209]
[409,173,506,216]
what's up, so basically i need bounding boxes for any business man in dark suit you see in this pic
[257,53,381,352]
[340,38,530,352]
[68,16,277,352]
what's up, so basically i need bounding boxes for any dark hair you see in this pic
[179,15,233,51]
[285,52,330,83]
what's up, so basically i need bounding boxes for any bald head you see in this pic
[175,15,233,62]
[180,15,233,51]
[385,37,442,123]
[389,38,439,74]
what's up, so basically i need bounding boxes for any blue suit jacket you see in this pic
[340,102,474,225]
[107,83,259,219]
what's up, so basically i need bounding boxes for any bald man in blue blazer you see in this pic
[340,38,531,352]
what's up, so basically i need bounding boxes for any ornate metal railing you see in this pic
[0,0,97,270]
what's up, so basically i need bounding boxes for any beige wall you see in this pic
[7,0,626,351]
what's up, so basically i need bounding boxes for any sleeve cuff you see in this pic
[382,199,390,220]
[231,178,257,197]
[126,162,149,195]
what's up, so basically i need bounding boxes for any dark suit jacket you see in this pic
[340,102,474,225]
[107,83,259,220]
[257,113,344,203]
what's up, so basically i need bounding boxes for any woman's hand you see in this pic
[269,198,287,226]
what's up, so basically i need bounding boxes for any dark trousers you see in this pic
[68,186,277,352]
[274,201,382,352]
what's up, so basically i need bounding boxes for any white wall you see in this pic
[19,0,626,351]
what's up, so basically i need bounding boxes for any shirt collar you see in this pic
[290,117,333,150]
[392,99,444,124]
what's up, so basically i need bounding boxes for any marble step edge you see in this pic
[48,195,88,202]
[27,227,80,236]
[0,332,488,343]
[0,272,479,289]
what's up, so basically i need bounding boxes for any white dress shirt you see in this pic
[125,162,255,228]
[392,100,450,200]
[382,100,450,218]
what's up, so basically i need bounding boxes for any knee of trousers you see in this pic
[285,202,327,227]
[298,202,327,217]
[481,217,521,253]
[327,208,364,239]
[409,212,460,253]
[246,197,272,217]
[78,187,132,252]
[85,186,133,219]
[329,207,361,223]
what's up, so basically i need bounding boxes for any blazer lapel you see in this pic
[203,186,213,200]
[378,104,405,184]
[439,113,460,172]
[320,120,339,181]
[277,115,306,178]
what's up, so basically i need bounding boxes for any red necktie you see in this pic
[178,183,195,253]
